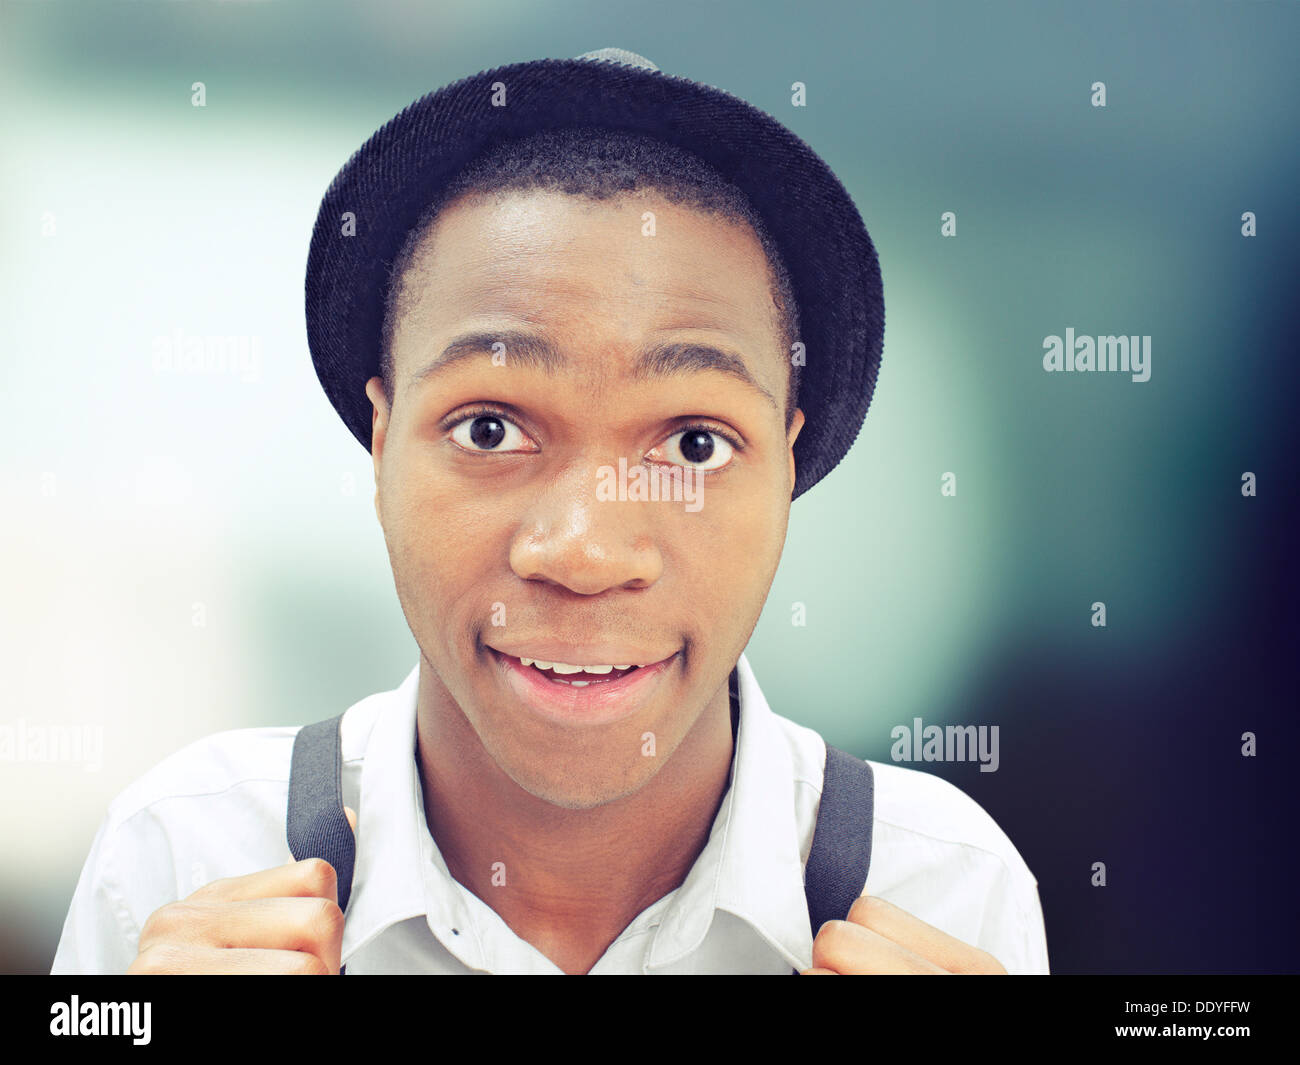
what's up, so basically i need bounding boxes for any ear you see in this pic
[786,408,805,495]
[364,376,390,522]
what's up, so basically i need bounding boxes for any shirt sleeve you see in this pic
[863,762,1052,976]
[975,853,1051,975]
[50,811,144,975]
[1020,885,1052,975]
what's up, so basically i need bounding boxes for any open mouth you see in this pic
[511,658,644,687]
[486,646,679,725]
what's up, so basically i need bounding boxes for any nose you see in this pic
[508,457,665,595]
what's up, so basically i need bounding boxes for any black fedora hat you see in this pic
[305,46,884,499]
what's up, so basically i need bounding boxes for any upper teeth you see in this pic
[519,658,636,673]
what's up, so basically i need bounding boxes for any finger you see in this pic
[132,946,333,975]
[151,896,345,974]
[811,919,949,975]
[844,895,1005,974]
[193,857,340,906]
[799,967,838,975]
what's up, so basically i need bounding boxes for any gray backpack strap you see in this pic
[798,744,875,971]
[287,712,873,975]
[286,713,356,916]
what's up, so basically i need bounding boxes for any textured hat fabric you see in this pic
[305,48,884,499]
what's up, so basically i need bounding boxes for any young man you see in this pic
[52,48,1048,975]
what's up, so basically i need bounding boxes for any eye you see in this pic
[448,411,535,453]
[648,427,736,472]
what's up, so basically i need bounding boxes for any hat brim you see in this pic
[306,56,884,499]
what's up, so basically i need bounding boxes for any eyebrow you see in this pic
[407,329,778,410]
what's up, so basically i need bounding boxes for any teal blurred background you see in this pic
[2,0,1296,973]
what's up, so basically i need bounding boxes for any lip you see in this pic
[486,642,678,668]
[488,646,679,727]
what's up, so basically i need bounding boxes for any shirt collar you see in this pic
[644,652,811,970]
[340,652,813,971]
[339,661,428,965]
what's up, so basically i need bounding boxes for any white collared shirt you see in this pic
[51,654,1050,974]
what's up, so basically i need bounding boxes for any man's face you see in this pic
[366,186,804,809]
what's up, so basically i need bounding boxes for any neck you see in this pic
[414,662,736,974]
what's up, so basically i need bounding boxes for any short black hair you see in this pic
[379,127,802,427]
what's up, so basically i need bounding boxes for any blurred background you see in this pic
[1,0,1296,974]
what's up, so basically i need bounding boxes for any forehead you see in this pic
[389,187,787,395]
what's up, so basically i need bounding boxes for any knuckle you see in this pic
[129,942,184,975]
[845,896,868,924]
[187,875,223,899]
[847,894,886,925]
[167,901,205,934]
[139,901,195,944]
[305,896,346,944]
[818,918,850,944]
[299,857,338,899]
[137,908,164,946]
[952,946,1002,974]
[810,919,849,969]
[289,952,330,976]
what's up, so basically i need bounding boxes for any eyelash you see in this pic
[439,404,525,437]
[440,404,744,455]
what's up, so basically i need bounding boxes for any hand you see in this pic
[128,806,357,974]
[801,895,1007,974]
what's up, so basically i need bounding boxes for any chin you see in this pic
[500,756,655,811]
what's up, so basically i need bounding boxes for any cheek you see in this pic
[673,490,787,613]
[381,468,508,623]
